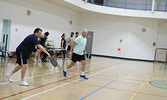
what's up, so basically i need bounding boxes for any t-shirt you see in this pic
[68,37,75,46]
[61,38,67,48]
[73,35,87,55]
[16,34,40,58]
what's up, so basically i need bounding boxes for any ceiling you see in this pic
[0,0,87,13]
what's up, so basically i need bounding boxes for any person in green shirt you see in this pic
[63,29,88,80]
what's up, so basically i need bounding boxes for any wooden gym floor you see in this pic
[0,56,166,100]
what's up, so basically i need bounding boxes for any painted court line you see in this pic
[123,66,142,76]
[80,65,142,100]
[0,61,127,100]
[21,62,127,100]
[129,66,160,100]
[0,59,113,86]
[80,80,115,100]
[76,82,167,99]
[0,71,59,86]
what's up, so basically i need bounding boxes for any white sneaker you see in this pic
[19,80,29,86]
[5,73,13,82]
[64,58,68,61]
[38,59,42,62]
[34,59,37,62]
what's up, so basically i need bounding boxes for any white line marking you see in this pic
[21,62,129,100]
[0,59,115,86]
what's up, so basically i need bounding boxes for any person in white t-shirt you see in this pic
[67,32,75,58]
[63,29,88,80]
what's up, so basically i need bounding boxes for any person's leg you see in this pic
[6,65,22,82]
[12,65,22,74]
[42,50,50,62]
[66,61,76,70]
[63,61,76,77]
[21,64,27,79]
[19,58,29,86]
[63,50,66,59]
[37,49,41,62]
[79,55,88,80]
[80,60,86,74]
[63,53,77,77]
[35,49,41,62]
[56,51,61,57]
[34,50,38,61]
[6,51,22,82]
[67,46,71,58]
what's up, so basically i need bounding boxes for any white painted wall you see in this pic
[157,21,167,48]
[0,19,2,42]
[79,13,159,60]
[0,1,79,52]
[155,21,167,61]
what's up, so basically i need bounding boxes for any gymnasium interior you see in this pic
[0,0,167,100]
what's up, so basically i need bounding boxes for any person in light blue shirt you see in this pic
[73,35,87,55]
[63,29,88,80]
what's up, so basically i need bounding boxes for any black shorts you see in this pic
[67,46,71,51]
[16,50,28,65]
[72,53,85,62]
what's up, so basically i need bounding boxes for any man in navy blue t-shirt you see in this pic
[6,28,51,86]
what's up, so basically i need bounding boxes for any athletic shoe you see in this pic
[42,59,47,62]
[19,80,29,86]
[5,73,13,82]
[34,59,37,62]
[80,75,88,80]
[63,70,67,77]
[38,59,42,62]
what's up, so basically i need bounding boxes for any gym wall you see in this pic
[79,13,160,61]
[0,1,79,52]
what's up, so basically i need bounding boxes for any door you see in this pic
[86,31,94,54]
[1,19,11,56]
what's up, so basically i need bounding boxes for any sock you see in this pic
[64,67,67,72]
[21,78,24,81]
[10,72,13,76]
[81,72,85,76]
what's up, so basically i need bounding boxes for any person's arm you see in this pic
[84,49,87,55]
[70,42,76,52]
[37,44,51,58]
[69,42,76,56]
[67,38,70,46]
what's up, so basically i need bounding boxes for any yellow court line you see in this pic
[129,66,160,100]
[93,75,145,83]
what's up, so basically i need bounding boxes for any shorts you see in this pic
[67,46,71,51]
[16,50,28,65]
[72,53,85,62]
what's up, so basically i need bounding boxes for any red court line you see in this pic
[0,64,114,100]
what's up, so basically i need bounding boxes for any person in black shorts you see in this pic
[63,29,88,80]
[67,32,75,58]
[56,33,67,60]
[34,32,49,62]
[5,28,51,86]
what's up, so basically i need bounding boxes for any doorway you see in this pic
[86,31,94,54]
[1,19,11,56]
